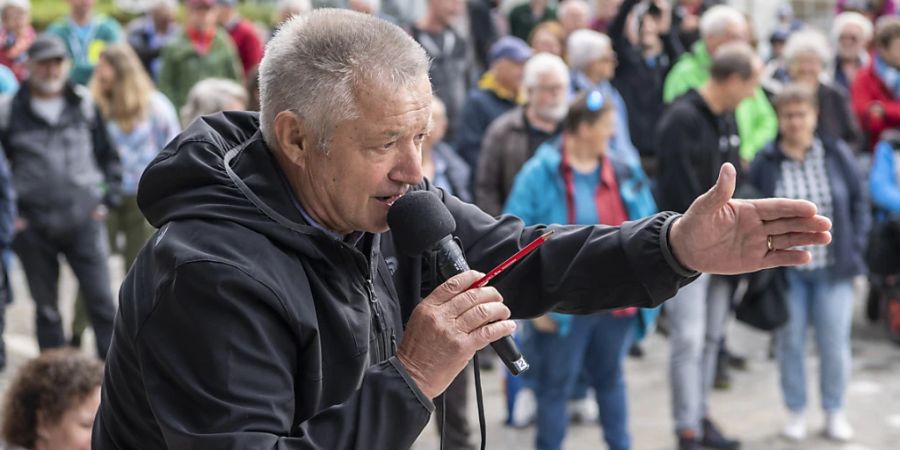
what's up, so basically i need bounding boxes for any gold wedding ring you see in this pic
[767,235,775,252]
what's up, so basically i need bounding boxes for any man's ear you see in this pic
[273,110,310,168]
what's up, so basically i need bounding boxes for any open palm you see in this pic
[670,164,833,275]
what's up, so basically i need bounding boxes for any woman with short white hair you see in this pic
[832,11,873,91]
[773,30,864,153]
[566,29,642,168]
[179,78,249,127]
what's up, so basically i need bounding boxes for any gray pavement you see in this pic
[0,257,898,450]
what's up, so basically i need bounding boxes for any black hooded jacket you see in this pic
[656,89,743,213]
[93,111,694,449]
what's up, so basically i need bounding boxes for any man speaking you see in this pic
[94,9,831,449]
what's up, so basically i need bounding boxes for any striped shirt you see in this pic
[774,139,833,271]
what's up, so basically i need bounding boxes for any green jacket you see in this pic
[663,42,777,161]
[157,29,242,111]
[47,14,123,86]
[508,4,556,41]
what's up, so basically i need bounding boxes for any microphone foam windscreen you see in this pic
[387,190,457,256]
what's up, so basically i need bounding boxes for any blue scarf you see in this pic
[875,55,900,99]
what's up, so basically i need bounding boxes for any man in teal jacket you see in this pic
[47,0,122,85]
[663,4,776,163]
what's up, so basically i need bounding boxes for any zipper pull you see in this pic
[366,278,383,333]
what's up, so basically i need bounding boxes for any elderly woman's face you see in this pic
[837,23,866,58]
[778,101,817,143]
[1,5,28,31]
[788,53,823,88]
[36,386,100,450]
[284,76,431,234]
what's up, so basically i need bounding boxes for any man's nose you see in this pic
[391,141,423,186]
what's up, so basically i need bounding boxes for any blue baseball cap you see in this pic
[488,36,533,65]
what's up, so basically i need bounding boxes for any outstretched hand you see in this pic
[669,163,833,275]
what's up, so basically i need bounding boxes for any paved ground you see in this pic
[0,258,898,450]
[411,279,900,450]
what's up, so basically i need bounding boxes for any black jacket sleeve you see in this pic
[436,184,696,318]
[91,106,123,208]
[135,261,432,449]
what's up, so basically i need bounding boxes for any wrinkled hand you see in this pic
[669,164,832,275]
[655,0,673,33]
[395,271,516,399]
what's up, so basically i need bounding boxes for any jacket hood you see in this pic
[137,111,337,260]
[680,88,717,119]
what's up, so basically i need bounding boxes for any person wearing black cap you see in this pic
[0,34,120,362]
[93,10,832,449]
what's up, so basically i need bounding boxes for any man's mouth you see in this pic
[375,194,403,206]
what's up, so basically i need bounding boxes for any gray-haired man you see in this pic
[94,10,832,449]
[0,34,120,360]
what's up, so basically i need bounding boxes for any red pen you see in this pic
[471,230,555,288]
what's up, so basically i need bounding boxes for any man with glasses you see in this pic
[476,52,569,217]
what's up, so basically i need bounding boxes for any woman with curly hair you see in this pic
[1,349,104,450]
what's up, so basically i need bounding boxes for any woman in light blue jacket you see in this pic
[504,90,656,450]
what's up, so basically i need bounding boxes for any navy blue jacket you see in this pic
[455,87,516,180]
[749,136,870,279]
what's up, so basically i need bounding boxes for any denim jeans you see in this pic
[778,268,854,413]
[528,312,636,450]
[666,274,733,433]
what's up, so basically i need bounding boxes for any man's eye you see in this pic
[382,141,397,150]
[414,133,427,142]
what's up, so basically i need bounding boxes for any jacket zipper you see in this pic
[365,276,388,362]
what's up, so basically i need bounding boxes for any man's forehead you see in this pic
[356,77,432,119]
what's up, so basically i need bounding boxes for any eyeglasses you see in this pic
[534,84,566,93]
[586,90,605,112]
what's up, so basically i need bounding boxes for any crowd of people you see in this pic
[0,0,896,449]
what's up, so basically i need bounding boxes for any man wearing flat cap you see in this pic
[0,34,120,361]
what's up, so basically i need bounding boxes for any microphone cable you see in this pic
[438,355,488,450]
[473,353,487,450]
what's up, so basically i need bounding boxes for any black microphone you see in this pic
[387,190,529,375]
